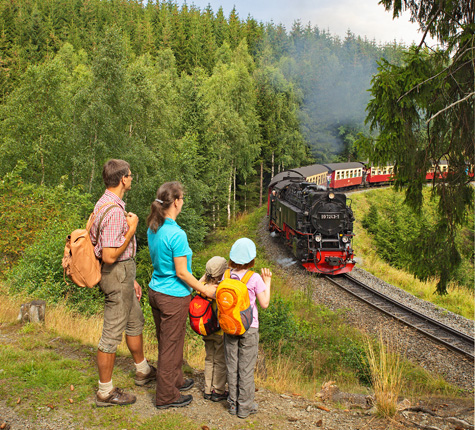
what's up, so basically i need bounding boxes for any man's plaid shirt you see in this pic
[90,190,136,261]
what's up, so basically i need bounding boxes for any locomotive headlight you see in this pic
[328,192,335,199]
[315,234,322,242]
[341,235,349,243]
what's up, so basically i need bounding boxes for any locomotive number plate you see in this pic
[319,213,340,220]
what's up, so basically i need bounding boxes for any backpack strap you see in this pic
[241,270,254,285]
[95,204,120,239]
[92,203,135,256]
[225,269,254,284]
[86,202,118,233]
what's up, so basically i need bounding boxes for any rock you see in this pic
[316,381,373,409]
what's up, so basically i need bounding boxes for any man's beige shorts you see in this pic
[98,259,144,353]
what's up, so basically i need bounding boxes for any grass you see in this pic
[0,315,212,430]
[350,189,474,320]
[365,333,404,417]
[0,203,471,429]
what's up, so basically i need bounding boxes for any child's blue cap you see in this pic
[229,238,256,265]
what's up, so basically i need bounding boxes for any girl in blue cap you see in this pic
[224,237,272,419]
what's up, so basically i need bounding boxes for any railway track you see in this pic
[324,274,475,362]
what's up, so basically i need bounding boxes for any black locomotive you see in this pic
[268,174,356,275]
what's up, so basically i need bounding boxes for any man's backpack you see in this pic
[188,293,220,336]
[216,269,254,336]
[62,203,117,288]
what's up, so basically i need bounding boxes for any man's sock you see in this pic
[135,358,151,374]
[98,380,113,397]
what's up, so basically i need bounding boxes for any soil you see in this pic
[0,323,473,430]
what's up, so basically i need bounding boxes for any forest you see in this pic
[1,0,473,294]
[0,0,408,241]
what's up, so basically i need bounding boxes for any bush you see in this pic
[259,295,297,355]
[0,162,92,273]
[259,293,370,384]
[360,189,474,290]
[2,164,103,314]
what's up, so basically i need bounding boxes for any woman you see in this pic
[147,181,215,409]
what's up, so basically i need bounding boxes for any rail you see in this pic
[323,274,474,362]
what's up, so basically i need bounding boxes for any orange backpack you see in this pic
[216,269,254,335]
[62,203,117,288]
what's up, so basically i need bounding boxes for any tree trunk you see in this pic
[227,162,233,224]
[259,161,263,207]
[244,179,247,212]
[233,166,236,220]
[40,135,45,186]
[212,203,216,230]
[88,130,97,194]
[271,151,275,179]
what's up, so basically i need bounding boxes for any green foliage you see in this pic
[357,0,474,293]
[361,189,474,291]
[259,295,297,355]
[0,162,92,272]
[1,165,106,314]
[259,292,370,384]
[0,0,408,231]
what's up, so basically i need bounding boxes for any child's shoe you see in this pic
[228,400,237,415]
[237,402,258,419]
[211,390,228,402]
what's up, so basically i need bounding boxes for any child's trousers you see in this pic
[203,333,227,394]
[224,328,259,414]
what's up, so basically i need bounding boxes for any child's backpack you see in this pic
[62,203,117,288]
[216,269,254,335]
[189,293,220,336]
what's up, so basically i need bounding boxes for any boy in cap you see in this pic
[201,256,229,402]
[225,238,272,419]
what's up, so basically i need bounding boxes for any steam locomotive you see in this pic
[268,169,356,275]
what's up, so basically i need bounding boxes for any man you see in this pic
[90,159,155,407]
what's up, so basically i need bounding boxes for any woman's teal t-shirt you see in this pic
[147,218,192,297]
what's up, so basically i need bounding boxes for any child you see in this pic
[201,256,229,402]
[224,238,272,419]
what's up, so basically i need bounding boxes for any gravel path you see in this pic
[257,216,475,392]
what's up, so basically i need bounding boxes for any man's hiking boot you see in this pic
[156,394,193,409]
[203,392,212,400]
[211,390,228,402]
[95,387,136,407]
[179,378,194,391]
[237,402,258,419]
[134,365,157,386]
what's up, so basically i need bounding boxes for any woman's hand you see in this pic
[174,256,216,298]
[202,284,217,300]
